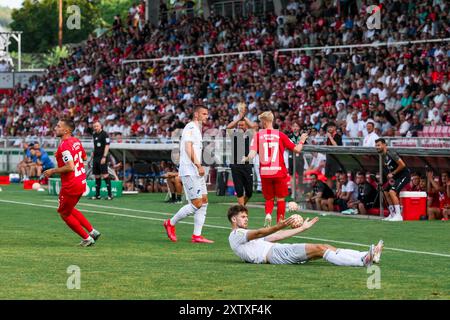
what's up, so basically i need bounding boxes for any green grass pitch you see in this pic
[0,184,449,299]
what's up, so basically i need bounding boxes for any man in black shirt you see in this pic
[325,122,343,179]
[287,122,305,199]
[348,172,377,215]
[226,111,258,206]
[307,173,335,211]
[91,121,112,200]
[376,138,410,221]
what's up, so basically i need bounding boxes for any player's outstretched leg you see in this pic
[306,243,379,267]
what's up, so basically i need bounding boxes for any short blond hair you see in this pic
[258,111,274,123]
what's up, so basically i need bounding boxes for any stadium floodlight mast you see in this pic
[0,31,22,71]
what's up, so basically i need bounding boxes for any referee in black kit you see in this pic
[91,121,113,200]
[226,109,258,206]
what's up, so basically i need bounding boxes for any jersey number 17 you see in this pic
[263,142,279,163]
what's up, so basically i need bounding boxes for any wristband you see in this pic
[299,141,304,145]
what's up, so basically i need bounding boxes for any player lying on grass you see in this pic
[228,205,383,266]
[43,119,101,247]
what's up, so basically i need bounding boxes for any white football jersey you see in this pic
[179,121,203,177]
[228,228,274,264]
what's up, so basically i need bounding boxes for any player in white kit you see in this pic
[228,205,383,266]
[164,105,214,243]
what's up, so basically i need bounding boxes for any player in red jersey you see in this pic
[43,119,101,246]
[244,111,308,226]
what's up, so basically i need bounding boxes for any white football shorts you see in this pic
[181,175,207,201]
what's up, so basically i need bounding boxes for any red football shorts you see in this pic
[57,192,82,216]
[261,176,289,200]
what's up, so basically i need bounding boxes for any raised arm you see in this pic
[265,217,319,242]
[246,216,295,241]
[293,133,309,154]
[243,117,258,130]
[226,117,241,130]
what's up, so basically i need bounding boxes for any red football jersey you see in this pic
[55,136,87,195]
[250,129,296,178]
[438,191,450,210]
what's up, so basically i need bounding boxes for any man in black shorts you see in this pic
[226,110,258,206]
[375,138,410,221]
[307,173,335,211]
[91,121,112,200]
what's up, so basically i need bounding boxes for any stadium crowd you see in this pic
[0,0,448,142]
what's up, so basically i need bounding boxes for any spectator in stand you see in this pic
[345,112,362,138]
[407,115,424,137]
[0,59,11,72]
[427,104,443,124]
[397,113,412,137]
[363,119,380,147]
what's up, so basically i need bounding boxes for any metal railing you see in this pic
[274,37,450,62]
[211,0,274,18]
[122,49,265,67]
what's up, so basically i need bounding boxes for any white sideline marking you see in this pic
[2,199,450,259]
[44,199,172,217]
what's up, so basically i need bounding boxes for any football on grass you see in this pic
[287,201,299,212]
[290,214,304,228]
[32,182,41,190]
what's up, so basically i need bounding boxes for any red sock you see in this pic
[265,199,274,215]
[277,200,286,223]
[71,208,93,233]
[61,214,89,239]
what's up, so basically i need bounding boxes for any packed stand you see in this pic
[0,0,448,143]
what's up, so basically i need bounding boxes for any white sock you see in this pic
[193,203,208,236]
[336,249,367,261]
[388,205,395,216]
[394,205,401,215]
[323,249,365,267]
[170,203,199,225]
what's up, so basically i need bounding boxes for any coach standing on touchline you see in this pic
[91,121,113,200]
[226,107,258,206]
[375,138,411,221]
